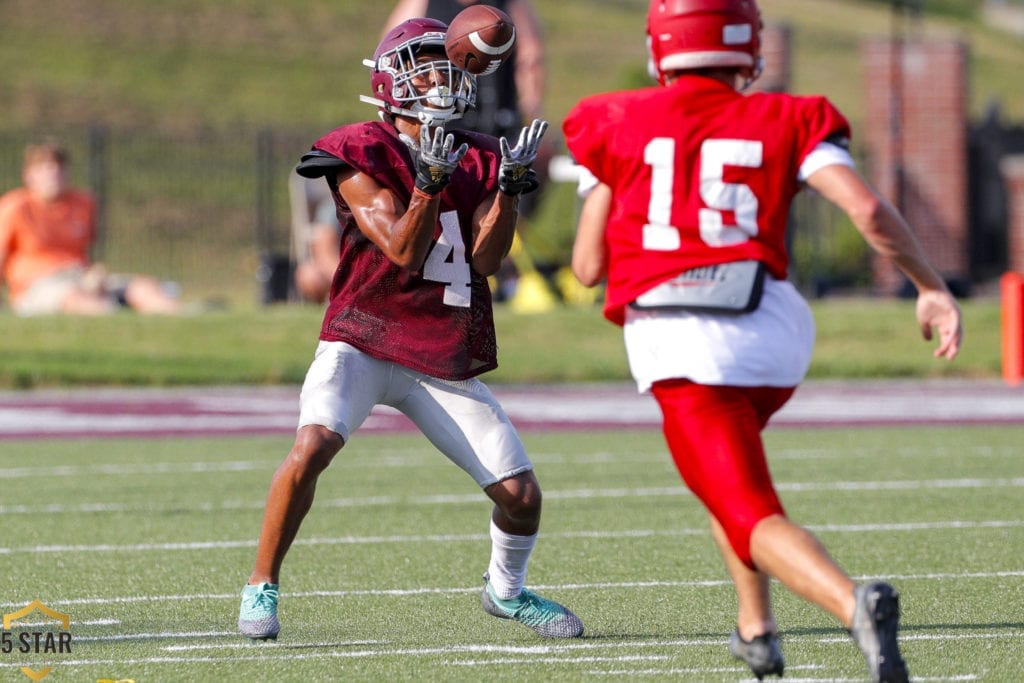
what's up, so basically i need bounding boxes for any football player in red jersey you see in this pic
[238,17,582,642]
[565,1,961,680]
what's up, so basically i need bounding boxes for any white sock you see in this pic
[486,519,537,600]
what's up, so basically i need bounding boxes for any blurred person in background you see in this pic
[293,195,342,303]
[383,0,554,302]
[238,18,581,642]
[0,139,181,316]
[565,0,962,681]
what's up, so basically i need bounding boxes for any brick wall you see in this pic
[861,38,969,294]
[1002,155,1024,273]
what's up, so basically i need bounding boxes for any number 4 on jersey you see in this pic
[422,210,472,307]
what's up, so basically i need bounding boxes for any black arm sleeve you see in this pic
[823,132,851,150]
[295,149,348,180]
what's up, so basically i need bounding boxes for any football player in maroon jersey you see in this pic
[238,17,582,642]
[565,1,961,680]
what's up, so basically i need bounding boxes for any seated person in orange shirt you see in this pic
[0,140,181,315]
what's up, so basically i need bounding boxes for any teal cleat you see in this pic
[238,582,280,641]
[480,573,584,638]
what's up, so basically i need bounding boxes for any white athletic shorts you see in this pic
[298,341,532,488]
[624,277,815,393]
[13,266,88,316]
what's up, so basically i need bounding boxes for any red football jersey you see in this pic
[563,76,851,326]
[311,121,502,380]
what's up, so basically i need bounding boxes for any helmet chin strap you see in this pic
[738,56,765,92]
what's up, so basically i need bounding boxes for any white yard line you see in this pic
[161,639,382,651]
[17,630,1009,676]
[1,441,1020,481]
[75,630,236,643]
[0,460,278,479]
[4,571,1022,610]
[2,476,1023,516]
[17,619,119,627]
[2,519,1022,555]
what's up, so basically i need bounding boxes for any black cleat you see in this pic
[850,582,909,683]
[729,629,785,680]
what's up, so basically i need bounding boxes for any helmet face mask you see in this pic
[646,0,763,87]
[361,18,476,126]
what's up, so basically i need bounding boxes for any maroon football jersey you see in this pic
[564,76,850,326]
[311,121,502,380]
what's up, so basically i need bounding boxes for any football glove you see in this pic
[499,118,548,196]
[400,125,469,196]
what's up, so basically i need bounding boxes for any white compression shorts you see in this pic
[297,341,533,488]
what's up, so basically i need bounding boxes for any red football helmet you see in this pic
[646,0,763,86]
[360,18,476,126]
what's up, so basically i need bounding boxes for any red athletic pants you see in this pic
[651,379,795,569]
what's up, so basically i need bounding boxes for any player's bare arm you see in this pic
[470,189,518,276]
[806,165,941,289]
[807,163,963,360]
[337,166,439,271]
[571,181,612,287]
[469,117,548,276]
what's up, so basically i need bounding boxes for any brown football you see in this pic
[444,4,516,76]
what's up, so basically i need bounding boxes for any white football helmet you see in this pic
[360,18,476,127]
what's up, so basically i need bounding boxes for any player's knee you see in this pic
[282,426,344,483]
[721,506,785,570]
[503,490,541,523]
[488,471,542,523]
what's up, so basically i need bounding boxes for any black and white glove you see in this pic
[499,119,548,196]
[400,125,469,196]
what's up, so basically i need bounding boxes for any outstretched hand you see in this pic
[499,118,549,195]
[916,289,963,360]
[400,125,469,196]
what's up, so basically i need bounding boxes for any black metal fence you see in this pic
[968,106,1024,283]
[0,125,318,307]
[14,120,1015,308]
